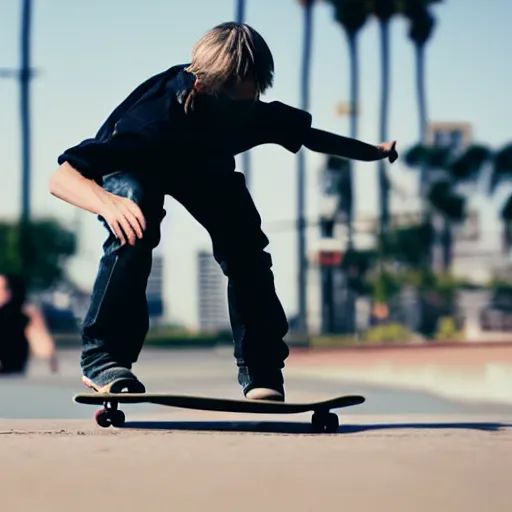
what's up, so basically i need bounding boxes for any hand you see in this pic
[99,191,146,246]
[378,140,399,163]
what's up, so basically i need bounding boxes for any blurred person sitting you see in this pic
[0,273,58,374]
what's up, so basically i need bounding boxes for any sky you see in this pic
[1,0,511,328]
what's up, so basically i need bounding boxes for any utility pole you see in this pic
[0,0,36,275]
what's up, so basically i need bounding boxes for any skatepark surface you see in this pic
[1,347,511,511]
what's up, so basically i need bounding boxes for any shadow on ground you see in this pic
[120,421,511,435]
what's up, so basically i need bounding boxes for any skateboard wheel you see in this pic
[311,412,326,432]
[325,413,339,433]
[95,409,111,428]
[311,412,339,433]
[110,410,126,427]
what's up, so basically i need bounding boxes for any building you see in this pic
[197,250,230,333]
[426,121,472,153]
[147,253,165,325]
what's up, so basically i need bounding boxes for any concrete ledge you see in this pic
[288,342,512,406]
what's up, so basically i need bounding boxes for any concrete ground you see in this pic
[1,347,511,511]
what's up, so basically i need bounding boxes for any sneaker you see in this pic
[245,387,285,402]
[82,367,146,394]
[238,366,285,402]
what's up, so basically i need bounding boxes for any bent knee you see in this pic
[102,172,148,206]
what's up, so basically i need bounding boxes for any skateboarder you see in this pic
[49,22,398,401]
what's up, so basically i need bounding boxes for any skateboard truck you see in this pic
[94,400,126,428]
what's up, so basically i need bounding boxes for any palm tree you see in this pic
[324,0,370,333]
[296,0,317,333]
[326,0,370,248]
[398,0,441,286]
[490,144,512,250]
[403,1,440,194]
[405,143,492,270]
[372,0,400,234]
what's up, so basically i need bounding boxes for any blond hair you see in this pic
[184,22,274,112]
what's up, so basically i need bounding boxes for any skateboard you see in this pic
[73,392,366,433]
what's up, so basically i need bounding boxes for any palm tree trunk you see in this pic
[415,42,435,273]
[441,215,452,271]
[336,30,359,334]
[378,20,390,233]
[416,43,427,191]
[235,0,245,22]
[414,40,437,335]
[346,32,358,249]
[297,1,314,333]
[235,1,251,190]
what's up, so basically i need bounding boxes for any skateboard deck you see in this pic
[73,392,366,432]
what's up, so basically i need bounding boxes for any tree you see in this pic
[322,0,371,334]
[490,144,512,248]
[294,0,317,332]
[325,0,371,246]
[404,142,491,270]
[0,219,77,290]
[372,0,401,233]
[403,1,441,191]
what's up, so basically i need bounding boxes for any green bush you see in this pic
[364,322,416,344]
[434,316,465,341]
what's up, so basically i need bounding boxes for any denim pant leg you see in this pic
[80,171,165,380]
[220,250,290,393]
[168,170,290,393]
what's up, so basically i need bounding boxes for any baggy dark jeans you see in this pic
[80,169,290,394]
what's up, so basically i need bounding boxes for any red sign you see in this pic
[318,251,343,267]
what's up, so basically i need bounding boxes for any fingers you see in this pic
[122,201,147,244]
[109,216,135,246]
[127,201,147,232]
[103,195,148,246]
[109,219,127,245]
[123,208,144,241]
[108,201,147,246]
[118,214,138,246]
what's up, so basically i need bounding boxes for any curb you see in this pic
[287,363,512,406]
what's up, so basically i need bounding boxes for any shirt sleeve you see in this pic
[253,101,313,154]
[57,121,165,181]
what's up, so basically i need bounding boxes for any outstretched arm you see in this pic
[303,127,399,163]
